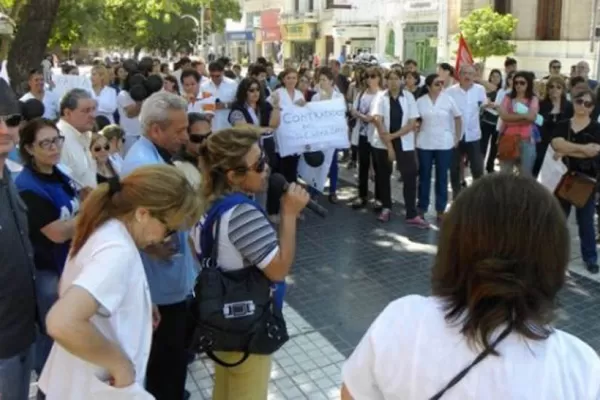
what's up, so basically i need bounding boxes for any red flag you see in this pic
[455,33,474,78]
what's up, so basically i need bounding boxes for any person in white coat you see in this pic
[37,165,201,399]
[371,68,424,225]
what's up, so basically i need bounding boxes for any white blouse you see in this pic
[92,86,118,124]
[416,93,462,150]
[39,219,153,399]
[370,90,419,151]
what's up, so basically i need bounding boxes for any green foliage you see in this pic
[47,0,241,53]
[458,7,518,61]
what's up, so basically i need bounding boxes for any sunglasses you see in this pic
[37,135,65,150]
[93,144,110,152]
[514,80,527,86]
[234,152,268,174]
[0,114,22,128]
[248,87,260,93]
[367,74,378,79]
[574,98,594,108]
[189,131,211,144]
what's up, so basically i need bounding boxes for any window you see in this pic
[494,0,511,14]
[308,0,314,10]
[536,0,562,40]
[325,0,351,9]
[294,0,299,12]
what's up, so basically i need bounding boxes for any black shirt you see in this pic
[389,94,404,134]
[0,170,36,358]
[553,119,600,176]
[539,99,573,144]
[19,167,76,273]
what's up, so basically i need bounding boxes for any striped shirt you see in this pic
[192,203,279,271]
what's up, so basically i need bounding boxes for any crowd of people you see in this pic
[0,50,599,400]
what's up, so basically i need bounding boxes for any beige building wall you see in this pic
[242,0,285,13]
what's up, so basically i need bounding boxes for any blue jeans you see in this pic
[499,139,536,176]
[0,345,33,400]
[560,195,598,264]
[418,149,453,213]
[34,269,59,376]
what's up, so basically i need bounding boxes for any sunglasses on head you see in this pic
[574,98,594,108]
[0,114,22,127]
[189,131,212,144]
[93,144,110,152]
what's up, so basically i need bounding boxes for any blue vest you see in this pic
[15,166,79,274]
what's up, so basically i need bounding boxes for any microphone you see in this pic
[269,173,328,218]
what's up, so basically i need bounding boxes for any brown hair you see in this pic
[100,124,125,142]
[19,118,59,166]
[432,173,569,352]
[198,127,261,209]
[364,66,383,88]
[542,76,567,101]
[71,165,202,256]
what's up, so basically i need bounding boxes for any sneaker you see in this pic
[406,215,430,229]
[351,198,367,209]
[372,200,383,212]
[377,209,391,222]
[586,262,599,274]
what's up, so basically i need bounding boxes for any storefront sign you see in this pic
[283,23,314,41]
[276,98,349,156]
[226,31,255,41]
[404,0,438,11]
[261,9,281,42]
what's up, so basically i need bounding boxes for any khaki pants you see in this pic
[212,352,272,400]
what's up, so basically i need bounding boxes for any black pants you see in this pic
[481,122,498,173]
[392,138,418,219]
[278,155,299,185]
[450,140,484,198]
[371,147,393,209]
[351,145,358,162]
[533,141,549,178]
[146,300,189,400]
[357,135,373,199]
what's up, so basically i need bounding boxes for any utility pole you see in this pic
[200,7,206,58]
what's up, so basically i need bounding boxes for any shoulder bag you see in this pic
[190,194,289,367]
[555,122,597,208]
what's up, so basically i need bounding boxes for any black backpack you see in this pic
[190,194,289,367]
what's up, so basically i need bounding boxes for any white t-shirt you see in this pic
[92,86,118,124]
[343,295,600,400]
[117,91,142,137]
[416,93,462,150]
[39,220,153,400]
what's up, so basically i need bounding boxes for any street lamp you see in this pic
[180,11,206,56]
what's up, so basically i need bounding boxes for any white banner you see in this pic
[52,74,93,100]
[298,149,336,193]
[276,98,349,157]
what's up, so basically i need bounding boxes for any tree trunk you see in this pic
[133,45,142,60]
[7,0,61,95]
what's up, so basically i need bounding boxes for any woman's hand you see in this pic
[271,92,280,108]
[281,183,310,217]
[152,304,161,331]
[583,143,600,158]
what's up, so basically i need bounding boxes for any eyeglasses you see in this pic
[189,132,211,144]
[514,80,527,86]
[234,152,268,174]
[37,135,65,149]
[574,98,594,108]
[157,217,177,242]
[248,87,260,93]
[0,114,22,128]
[93,144,110,152]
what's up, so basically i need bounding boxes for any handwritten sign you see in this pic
[276,98,349,157]
[52,74,93,100]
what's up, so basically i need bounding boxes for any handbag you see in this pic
[555,123,597,207]
[429,325,512,400]
[190,194,289,367]
[497,134,521,161]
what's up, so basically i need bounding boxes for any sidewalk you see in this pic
[335,161,600,283]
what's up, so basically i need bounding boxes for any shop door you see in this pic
[403,23,438,74]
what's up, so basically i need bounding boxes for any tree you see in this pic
[458,7,518,62]
[7,0,61,93]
